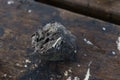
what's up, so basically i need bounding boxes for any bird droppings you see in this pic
[24,64,27,68]
[50,77,54,80]
[15,63,22,67]
[88,61,92,67]
[73,76,80,80]
[84,68,90,80]
[83,38,93,45]
[64,71,68,77]
[102,27,106,31]
[112,51,116,55]
[25,59,31,63]
[68,68,72,73]
[74,50,77,53]
[77,64,80,67]
[116,37,120,51]
[3,74,7,77]
[66,76,72,80]
[28,10,32,13]
[84,54,87,57]
[7,0,14,5]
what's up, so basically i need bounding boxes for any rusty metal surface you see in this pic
[36,0,120,25]
[0,0,120,80]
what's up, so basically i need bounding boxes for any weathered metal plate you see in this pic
[36,0,120,25]
[0,0,120,80]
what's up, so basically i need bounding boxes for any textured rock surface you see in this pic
[0,0,120,80]
[32,22,77,61]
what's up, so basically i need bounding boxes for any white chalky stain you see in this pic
[84,68,90,80]
[74,50,77,53]
[77,64,80,67]
[3,74,7,77]
[73,76,80,80]
[112,51,116,55]
[28,10,32,13]
[7,0,14,5]
[102,27,106,31]
[25,59,31,63]
[83,38,93,45]
[116,37,120,51]
[84,54,87,56]
[64,71,68,77]
[24,64,27,68]
[68,68,72,73]
[66,76,72,80]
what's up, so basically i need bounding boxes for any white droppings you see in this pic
[102,27,106,31]
[84,68,90,80]
[83,38,93,45]
[88,61,92,67]
[9,75,12,78]
[84,54,87,57]
[3,74,7,77]
[50,77,54,80]
[116,37,120,51]
[20,70,24,73]
[52,37,62,47]
[74,50,77,53]
[66,76,72,80]
[28,10,32,13]
[7,0,14,5]
[24,64,27,68]
[112,51,116,55]
[25,59,31,63]
[77,64,80,67]
[73,76,80,80]
[64,71,68,77]
[68,68,72,73]
[16,63,21,67]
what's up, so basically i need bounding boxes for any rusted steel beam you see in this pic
[0,0,120,80]
[36,0,120,25]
